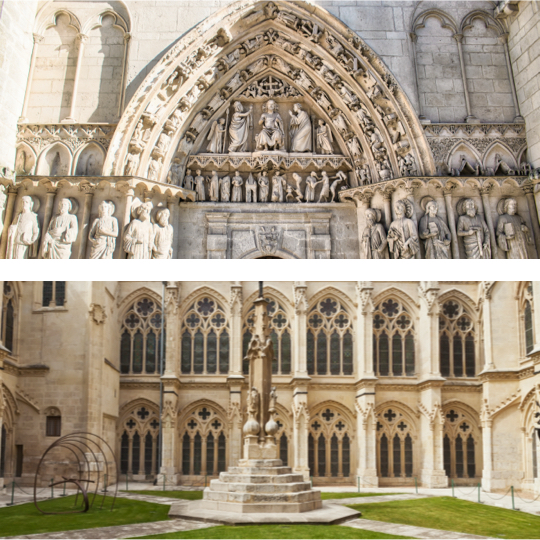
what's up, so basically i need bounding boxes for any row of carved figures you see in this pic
[363,197,534,259]
[179,169,348,203]
[4,197,174,260]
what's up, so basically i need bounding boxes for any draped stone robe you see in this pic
[88,216,118,259]
[457,214,491,259]
[6,211,40,259]
[497,213,531,259]
[419,214,452,259]
[123,218,154,259]
[290,110,312,152]
[388,217,419,259]
[42,213,78,260]
[362,223,389,259]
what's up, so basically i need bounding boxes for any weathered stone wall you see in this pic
[0,0,37,171]
[507,1,540,166]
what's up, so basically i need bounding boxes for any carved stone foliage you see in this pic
[104,0,431,192]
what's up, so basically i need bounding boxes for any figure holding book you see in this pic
[496,198,532,259]
[419,199,452,259]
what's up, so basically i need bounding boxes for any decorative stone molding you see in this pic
[418,281,440,316]
[16,388,40,412]
[89,303,107,325]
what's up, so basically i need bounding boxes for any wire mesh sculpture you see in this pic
[33,432,118,514]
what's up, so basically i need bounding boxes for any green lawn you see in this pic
[321,492,403,500]
[135,524,409,539]
[351,496,540,539]
[0,495,170,537]
[124,490,204,500]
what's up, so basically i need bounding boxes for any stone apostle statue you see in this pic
[207,118,227,153]
[195,170,206,201]
[123,202,154,259]
[361,208,389,259]
[209,171,220,202]
[387,200,419,259]
[228,102,252,152]
[220,175,231,202]
[88,200,118,259]
[255,99,285,151]
[152,208,174,259]
[42,198,79,260]
[457,198,491,259]
[289,103,312,152]
[496,198,532,259]
[271,171,286,202]
[232,172,243,202]
[258,171,270,202]
[6,195,40,259]
[419,199,452,259]
[183,169,194,190]
[245,173,257,203]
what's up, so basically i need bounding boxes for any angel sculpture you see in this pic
[207,118,227,153]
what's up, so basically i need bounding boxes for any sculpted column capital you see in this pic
[79,183,96,195]
[522,183,535,195]
[7,185,20,195]
[123,32,132,44]
[478,184,493,196]
[77,33,89,43]
[409,32,418,43]
[497,32,509,45]
[453,33,464,43]
[382,188,395,201]
[33,33,44,44]
[443,184,457,196]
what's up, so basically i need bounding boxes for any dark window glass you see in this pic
[525,301,534,354]
[380,434,388,477]
[5,300,14,352]
[331,434,339,477]
[55,282,66,306]
[393,434,401,477]
[0,425,5,477]
[218,433,226,473]
[405,434,413,477]
[132,433,140,475]
[144,433,153,475]
[46,416,61,437]
[443,434,451,477]
[207,432,215,476]
[308,433,315,474]
[194,433,202,475]
[155,433,160,475]
[343,331,353,375]
[271,330,279,374]
[467,436,475,478]
[219,330,229,374]
[181,331,192,374]
[42,282,53,307]
[207,330,217,374]
[453,336,463,377]
[194,330,204,374]
[455,435,464,478]
[532,431,538,479]
[373,334,377,374]
[342,434,350,477]
[182,433,190,475]
[281,331,291,374]
[243,331,252,375]
[392,334,402,376]
[317,332,327,375]
[15,445,23,477]
[120,432,129,474]
[379,333,389,376]
[405,332,415,375]
[465,334,475,377]
[280,434,288,466]
[440,334,450,377]
[330,332,340,375]
[120,331,131,374]
[318,435,326,477]
[146,331,156,373]
[307,331,315,375]
[132,331,143,373]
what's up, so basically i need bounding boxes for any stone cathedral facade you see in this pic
[0,281,539,495]
[0,0,539,259]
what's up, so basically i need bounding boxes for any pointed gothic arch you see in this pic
[104,0,434,185]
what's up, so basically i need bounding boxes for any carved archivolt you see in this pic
[104,0,434,186]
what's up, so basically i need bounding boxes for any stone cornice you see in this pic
[3,359,49,377]
[480,368,534,382]
[423,123,525,138]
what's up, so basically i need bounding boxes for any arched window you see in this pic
[181,297,229,375]
[118,405,160,477]
[274,412,291,466]
[120,298,164,375]
[376,407,415,479]
[307,297,353,376]
[439,300,476,378]
[522,282,534,356]
[443,408,479,481]
[243,298,291,375]
[42,281,66,307]
[373,299,415,377]
[2,282,16,353]
[308,407,353,479]
[180,404,227,479]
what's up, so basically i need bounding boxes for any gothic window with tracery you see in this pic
[243,299,291,375]
[42,281,66,307]
[120,298,164,375]
[1,282,16,353]
[373,299,415,377]
[443,408,478,480]
[180,405,226,478]
[273,413,291,466]
[522,282,534,356]
[439,300,476,378]
[181,298,230,375]
[307,298,353,376]
[308,407,352,478]
[532,429,538,480]
[119,405,160,477]
[376,407,414,479]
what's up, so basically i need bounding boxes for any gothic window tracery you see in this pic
[373,299,415,377]
[307,298,353,376]
[119,405,160,477]
[439,300,476,377]
[181,297,229,375]
[180,405,227,478]
[376,407,414,479]
[308,407,352,478]
[443,408,479,480]
[1,282,16,354]
[120,298,164,374]
[243,299,291,375]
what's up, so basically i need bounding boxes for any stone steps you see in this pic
[210,480,312,493]
[196,498,323,514]
[219,472,305,484]
[227,466,293,475]
[204,488,320,504]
